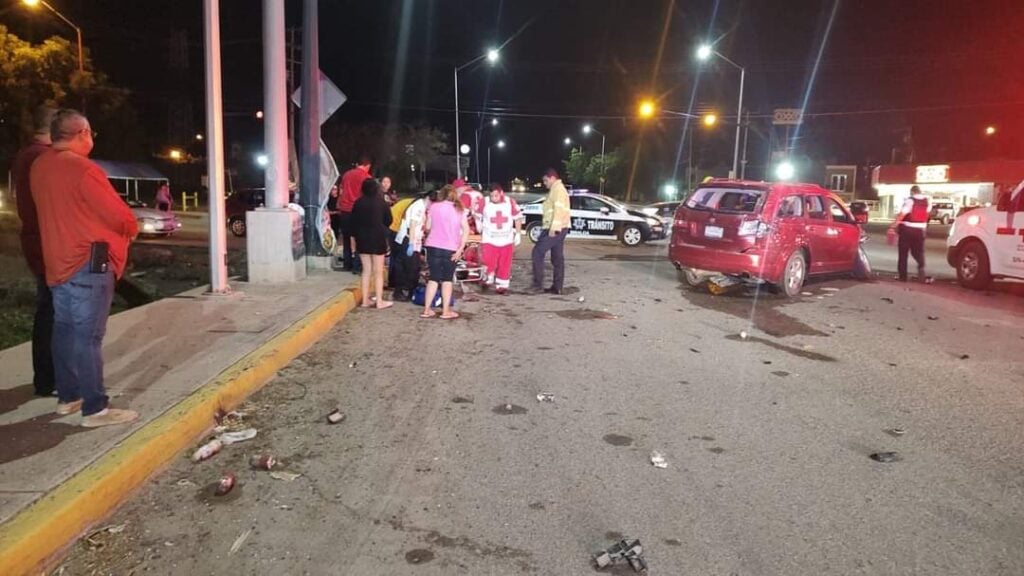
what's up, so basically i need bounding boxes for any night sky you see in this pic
[4,0,1022,187]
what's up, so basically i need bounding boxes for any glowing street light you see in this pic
[455,48,501,178]
[775,161,795,181]
[168,149,184,161]
[195,133,204,141]
[491,118,499,126]
[696,44,713,61]
[459,143,471,155]
[582,124,607,194]
[985,125,997,136]
[702,113,718,127]
[695,43,746,178]
[638,100,657,119]
[486,48,500,64]
[255,153,269,167]
[496,139,506,149]
[255,110,264,119]
[22,0,84,73]
[563,137,572,146]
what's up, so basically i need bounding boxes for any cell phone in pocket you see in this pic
[89,241,109,273]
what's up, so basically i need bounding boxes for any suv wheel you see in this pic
[619,224,644,246]
[229,217,246,237]
[941,215,952,225]
[956,240,991,290]
[779,250,807,297]
[526,221,543,243]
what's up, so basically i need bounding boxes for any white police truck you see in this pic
[946,181,1024,289]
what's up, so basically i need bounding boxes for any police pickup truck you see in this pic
[521,191,666,246]
[946,181,1024,289]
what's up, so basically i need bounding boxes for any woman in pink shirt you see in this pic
[421,185,468,319]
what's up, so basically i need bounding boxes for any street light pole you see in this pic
[203,0,229,293]
[696,45,746,179]
[454,65,461,179]
[23,0,84,73]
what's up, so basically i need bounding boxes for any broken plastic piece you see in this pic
[249,454,276,470]
[269,471,301,482]
[594,538,647,573]
[536,393,555,402]
[217,428,258,445]
[191,439,223,462]
[869,451,900,463]
[650,451,668,469]
[326,409,346,424]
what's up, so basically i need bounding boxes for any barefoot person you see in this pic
[478,183,522,294]
[421,185,468,320]
[351,178,393,309]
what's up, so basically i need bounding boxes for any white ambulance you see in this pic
[946,181,1024,289]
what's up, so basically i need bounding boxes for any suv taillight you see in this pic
[737,220,770,238]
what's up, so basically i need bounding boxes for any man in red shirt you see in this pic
[30,109,140,428]
[12,105,56,397]
[337,154,372,272]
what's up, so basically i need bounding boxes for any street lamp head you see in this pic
[638,100,656,119]
[702,113,718,127]
[563,137,572,146]
[491,118,499,126]
[195,133,204,141]
[255,110,264,119]
[22,0,42,7]
[486,48,500,64]
[497,140,506,149]
[582,124,592,135]
[985,125,996,136]
[696,44,713,61]
[255,154,269,167]
[460,143,471,155]
[775,161,796,181]
[169,149,183,161]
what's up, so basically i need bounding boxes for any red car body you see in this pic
[669,180,865,295]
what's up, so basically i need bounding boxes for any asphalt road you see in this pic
[60,239,1024,575]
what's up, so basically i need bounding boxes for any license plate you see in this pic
[704,225,724,239]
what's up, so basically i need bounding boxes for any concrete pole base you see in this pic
[305,255,334,271]
[246,208,307,283]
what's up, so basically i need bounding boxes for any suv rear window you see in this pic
[685,187,765,213]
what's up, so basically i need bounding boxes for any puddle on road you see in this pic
[555,309,617,320]
[602,434,634,446]
[492,404,528,415]
[405,549,435,564]
[678,285,826,338]
[724,334,836,362]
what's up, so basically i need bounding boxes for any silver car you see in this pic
[127,200,182,236]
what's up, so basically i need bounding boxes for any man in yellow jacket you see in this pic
[530,168,572,294]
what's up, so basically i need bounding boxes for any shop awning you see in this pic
[93,160,168,182]
[874,160,1024,186]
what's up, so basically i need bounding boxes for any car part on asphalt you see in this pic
[869,452,901,463]
[269,471,301,482]
[594,538,648,573]
[191,439,223,462]
[650,451,668,469]
[217,428,258,445]
[707,274,741,295]
[326,409,346,424]
[215,473,236,495]
[536,393,555,402]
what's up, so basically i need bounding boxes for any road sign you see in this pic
[292,71,346,126]
[773,108,804,126]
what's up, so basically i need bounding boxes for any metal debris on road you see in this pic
[536,393,555,402]
[348,361,357,368]
[887,428,907,437]
[175,478,197,488]
[217,428,258,445]
[707,275,741,295]
[870,451,901,463]
[821,287,840,292]
[881,297,894,304]
[594,538,648,573]
[269,471,302,482]
[229,528,253,555]
[191,439,223,462]
[215,473,237,496]
[927,315,939,320]
[650,451,668,469]
[249,454,276,470]
[959,354,970,360]
[739,331,749,340]
[326,409,346,424]
[578,296,586,303]
[801,291,813,296]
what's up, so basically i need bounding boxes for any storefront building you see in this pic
[871,160,1024,218]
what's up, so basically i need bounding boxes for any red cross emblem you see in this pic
[490,210,509,229]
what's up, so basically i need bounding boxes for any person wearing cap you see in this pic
[478,183,523,294]
[889,184,930,282]
[530,168,571,294]
[455,178,484,234]
[12,105,57,397]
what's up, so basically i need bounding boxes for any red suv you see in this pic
[669,180,870,296]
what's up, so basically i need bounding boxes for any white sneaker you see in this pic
[81,408,140,428]
[56,399,83,415]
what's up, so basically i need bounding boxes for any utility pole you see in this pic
[300,0,326,258]
[203,0,229,293]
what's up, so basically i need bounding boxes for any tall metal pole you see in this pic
[487,146,491,185]
[740,110,750,180]
[731,66,746,179]
[599,133,606,195]
[263,0,288,209]
[475,128,481,183]
[300,0,324,257]
[75,27,83,73]
[203,0,229,293]
[454,66,461,179]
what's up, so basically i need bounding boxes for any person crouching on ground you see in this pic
[421,185,468,320]
[351,178,394,309]
[391,189,433,301]
[478,183,523,294]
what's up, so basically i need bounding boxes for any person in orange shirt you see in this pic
[30,109,140,428]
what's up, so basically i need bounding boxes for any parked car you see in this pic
[225,188,297,237]
[929,201,958,225]
[641,201,681,231]
[946,181,1024,289]
[127,200,181,236]
[849,201,869,224]
[521,191,665,246]
[669,179,870,297]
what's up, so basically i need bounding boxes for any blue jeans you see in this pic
[51,264,115,416]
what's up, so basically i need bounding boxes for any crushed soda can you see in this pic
[191,439,223,462]
[249,454,276,470]
[594,538,647,573]
[536,393,555,402]
[326,409,346,424]
[650,451,668,469]
[215,473,236,495]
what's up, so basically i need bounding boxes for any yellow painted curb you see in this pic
[0,285,362,575]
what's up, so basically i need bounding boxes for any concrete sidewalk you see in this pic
[0,272,360,574]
